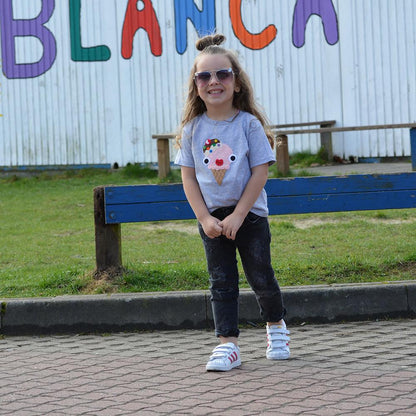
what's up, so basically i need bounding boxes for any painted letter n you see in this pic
[174,0,216,54]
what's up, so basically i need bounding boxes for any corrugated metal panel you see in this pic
[0,0,415,168]
[338,0,416,158]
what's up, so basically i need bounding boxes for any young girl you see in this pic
[175,34,290,371]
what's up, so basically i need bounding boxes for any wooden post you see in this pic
[276,134,289,175]
[411,128,416,171]
[94,186,122,274]
[320,122,334,161]
[157,138,171,179]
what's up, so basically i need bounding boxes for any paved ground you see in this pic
[1,318,415,415]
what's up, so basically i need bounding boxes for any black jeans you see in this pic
[199,206,286,338]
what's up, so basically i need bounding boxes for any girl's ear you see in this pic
[234,85,241,93]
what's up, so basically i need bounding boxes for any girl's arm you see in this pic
[219,163,269,240]
[181,166,223,239]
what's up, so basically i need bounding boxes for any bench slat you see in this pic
[152,134,176,139]
[265,173,416,195]
[105,173,416,204]
[105,184,186,204]
[106,189,416,224]
[274,123,416,136]
[106,201,194,223]
[268,190,416,215]
[270,120,335,129]
[104,173,416,224]
[152,121,338,139]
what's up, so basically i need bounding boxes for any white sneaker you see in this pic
[206,342,241,371]
[266,323,290,360]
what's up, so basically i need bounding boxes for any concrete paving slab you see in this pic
[0,319,415,415]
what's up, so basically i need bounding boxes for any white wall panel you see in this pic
[0,0,415,169]
[337,0,416,158]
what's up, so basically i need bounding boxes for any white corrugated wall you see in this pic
[337,0,416,158]
[0,0,415,168]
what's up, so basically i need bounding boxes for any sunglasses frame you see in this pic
[194,68,235,86]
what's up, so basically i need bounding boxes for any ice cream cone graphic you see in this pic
[203,138,236,186]
[212,168,226,185]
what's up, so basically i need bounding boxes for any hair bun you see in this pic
[196,34,226,51]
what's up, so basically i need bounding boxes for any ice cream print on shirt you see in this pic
[203,138,236,185]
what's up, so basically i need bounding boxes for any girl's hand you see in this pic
[218,163,269,240]
[201,216,223,239]
[219,212,245,240]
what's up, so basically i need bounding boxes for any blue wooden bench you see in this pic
[94,172,416,273]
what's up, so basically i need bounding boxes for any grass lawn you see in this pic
[1,166,415,298]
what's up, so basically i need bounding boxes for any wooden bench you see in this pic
[274,123,416,175]
[271,120,336,174]
[94,172,416,273]
[152,120,336,179]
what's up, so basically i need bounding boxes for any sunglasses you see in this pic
[194,68,235,86]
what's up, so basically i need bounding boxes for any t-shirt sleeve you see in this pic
[174,122,195,168]
[247,118,276,168]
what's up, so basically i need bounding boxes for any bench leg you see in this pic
[276,134,290,175]
[94,187,122,274]
[157,138,171,179]
[411,128,416,171]
[320,123,334,161]
[320,131,333,161]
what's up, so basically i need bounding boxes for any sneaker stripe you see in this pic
[206,343,241,371]
[228,351,238,363]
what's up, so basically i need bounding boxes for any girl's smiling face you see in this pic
[195,54,239,120]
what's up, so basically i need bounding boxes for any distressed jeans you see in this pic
[198,206,286,338]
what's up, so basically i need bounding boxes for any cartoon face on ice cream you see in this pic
[203,138,236,185]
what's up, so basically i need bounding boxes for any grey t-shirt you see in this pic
[174,111,275,217]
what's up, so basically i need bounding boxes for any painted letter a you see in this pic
[122,0,162,58]
[293,0,339,47]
